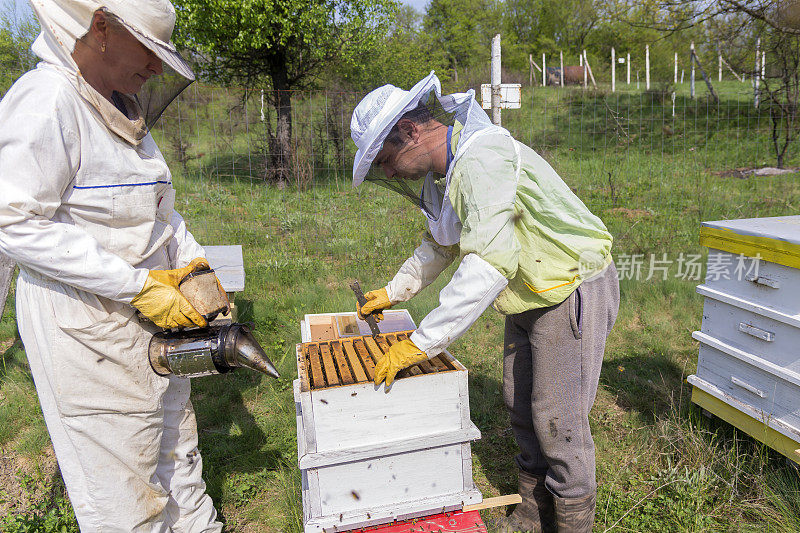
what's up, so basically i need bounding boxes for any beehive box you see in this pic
[294,310,482,533]
[689,216,800,464]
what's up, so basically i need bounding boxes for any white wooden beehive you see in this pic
[294,310,482,533]
[688,216,800,462]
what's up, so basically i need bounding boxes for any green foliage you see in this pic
[0,497,78,533]
[172,0,395,90]
[0,4,38,95]
[423,0,499,76]
[336,5,450,90]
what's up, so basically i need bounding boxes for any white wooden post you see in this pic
[560,50,564,87]
[718,50,723,82]
[611,47,616,92]
[542,53,546,87]
[583,49,587,88]
[681,69,685,83]
[674,52,678,84]
[636,71,640,90]
[690,42,696,98]
[627,53,631,84]
[762,51,766,78]
[579,54,583,66]
[755,37,760,109]
[645,44,650,90]
[491,34,501,125]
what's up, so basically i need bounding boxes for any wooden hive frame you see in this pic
[299,331,458,391]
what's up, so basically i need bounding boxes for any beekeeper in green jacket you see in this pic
[350,72,620,532]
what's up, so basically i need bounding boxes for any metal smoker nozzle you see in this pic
[231,325,281,378]
[149,323,281,379]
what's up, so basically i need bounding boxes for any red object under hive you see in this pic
[357,510,487,533]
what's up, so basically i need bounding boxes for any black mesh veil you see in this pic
[364,88,458,218]
[134,66,193,131]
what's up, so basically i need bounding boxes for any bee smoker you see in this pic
[147,267,280,379]
[149,323,280,379]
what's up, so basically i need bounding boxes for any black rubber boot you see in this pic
[494,471,556,533]
[553,491,596,532]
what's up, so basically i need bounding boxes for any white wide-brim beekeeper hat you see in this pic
[30,0,194,80]
[350,71,441,186]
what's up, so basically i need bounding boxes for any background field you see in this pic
[2,81,800,532]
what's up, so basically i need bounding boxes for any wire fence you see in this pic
[2,72,798,271]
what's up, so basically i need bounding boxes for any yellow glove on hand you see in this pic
[131,257,209,329]
[150,257,210,289]
[358,287,392,322]
[374,338,429,387]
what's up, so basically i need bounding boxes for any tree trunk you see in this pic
[267,58,293,185]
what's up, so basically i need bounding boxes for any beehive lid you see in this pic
[204,245,245,292]
[298,331,459,391]
[700,216,800,269]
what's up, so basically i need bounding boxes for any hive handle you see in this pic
[731,375,767,398]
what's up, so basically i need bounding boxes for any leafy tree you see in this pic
[173,0,395,182]
[423,0,499,82]
[504,0,601,60]
[339,5,450,90]
[0,3,38,95]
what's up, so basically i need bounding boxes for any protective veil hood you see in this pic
[29,0,194,145]
[351,71,507,246]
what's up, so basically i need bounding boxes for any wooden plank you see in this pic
[463,494,521,512]
[297,344,311,392]
[385,333,399,345]
[342,340,368,383]
[305,343,325,389]
[364,336,385,363]
[405,365,423,376]
[330,341,354,385]
[418,359,437,374]
[375,337,391,355]
[431,355,454,371]
[318,343,340,386]
[353,339,376,380]
[437,352,460,371]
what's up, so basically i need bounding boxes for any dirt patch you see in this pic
[606,207,653,220]
[0,445,59,516]
[714,166,799,179]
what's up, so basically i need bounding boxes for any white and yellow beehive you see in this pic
[689,215,800,463]
[293,310,482,533]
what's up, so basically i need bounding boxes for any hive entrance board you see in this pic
[299,331,457,390]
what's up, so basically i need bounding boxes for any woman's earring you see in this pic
[101,42,106,53]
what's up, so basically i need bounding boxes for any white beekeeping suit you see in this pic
[0,1,222,530]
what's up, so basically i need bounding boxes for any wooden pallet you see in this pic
[300,331,457,390]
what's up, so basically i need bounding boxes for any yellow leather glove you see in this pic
[131,257,209,329]
[150,257,210,289]
[358,287,392,322]
[374,338,429,387]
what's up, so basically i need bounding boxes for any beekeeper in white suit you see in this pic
[352,73,619,532]
[0,1,223,530]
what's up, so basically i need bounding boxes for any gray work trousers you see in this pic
[503,262,619,499]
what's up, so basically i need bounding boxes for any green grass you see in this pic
[2,83,800,531]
